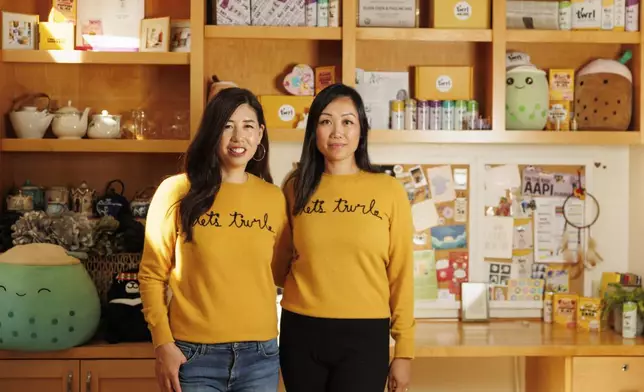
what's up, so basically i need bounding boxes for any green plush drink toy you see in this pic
[0,244,101,351]
[505,65,549,130]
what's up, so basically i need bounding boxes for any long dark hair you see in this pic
[178,87,272,242]
[287,83,378,216]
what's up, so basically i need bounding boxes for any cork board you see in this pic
[483,164,587,296]
[383,164,470,302]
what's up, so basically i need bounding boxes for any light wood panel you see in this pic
[206,26,341,40]
[2,50,190,65]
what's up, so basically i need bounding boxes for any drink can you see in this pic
[429,100,441,130]
[441,100,455,130]
[404,99,417,130]
[455,100,467,130]
[390,100,404,130]
[467,100,479,130]
[417,100,429,130]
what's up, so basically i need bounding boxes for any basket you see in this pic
[82,253,142,305]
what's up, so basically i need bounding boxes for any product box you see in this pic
[572,0,602,30]
[554,293,579,328]
[259,95,314,129]
[39,22,75,50]
[577,297,605,331]
[415,66,473,101]
[358,0,417,27]
[51,0,77,24]
[546,69,575,131]
[251,0,305,26]
[433,0,491,29]
[215,0,251,25]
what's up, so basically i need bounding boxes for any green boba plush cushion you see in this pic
[0,244,101,351]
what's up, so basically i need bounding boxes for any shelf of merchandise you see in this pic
[204,26,342,40]
[0,139,190,153]
[269,129,641,145]
[1,50,190,65]
[356,28,492,42]
[506,30,641,44]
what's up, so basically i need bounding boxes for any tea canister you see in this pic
[6,190,34,212]
[95,180,129,218]
[20,180,45,210]
[131,187,156,219]
[46,186,69,205]
[70,181,96,216]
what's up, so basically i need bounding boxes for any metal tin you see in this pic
[417,100,429,130]
[428,100,441,130]
[404,99,417,130]
[467,100,479,130]
[441,100,455,130]
[390,100,404,130]
[454,100,467,130]
[543,292,554,324]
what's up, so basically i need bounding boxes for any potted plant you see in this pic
[602,283,644,335]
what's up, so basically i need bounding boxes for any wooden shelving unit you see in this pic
[506,29,641,44]
[356,28,492,42]
[1,50,190,65]
[0,139,190,153]
[205,25,342,40]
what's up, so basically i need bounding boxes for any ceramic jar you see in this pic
[6,190,33,212]
[20,180,45,210]
[52,101,91,139]
[87,110,122,139]
[70,181,96,216]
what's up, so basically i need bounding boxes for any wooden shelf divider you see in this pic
[1,50,190,65]
[204,25,342,40]
[356,28,492,42]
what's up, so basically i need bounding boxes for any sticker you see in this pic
[413,232,428,245]
[454,198,467,222]
[453,168,468,190]
[436,75,453,93]
[454,1,472,20]
[278,104,296,122]
[440,206,454,219]
[409,165,428,188]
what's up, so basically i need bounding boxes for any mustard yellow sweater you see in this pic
[277,171,416,358]
[138,173,292,347]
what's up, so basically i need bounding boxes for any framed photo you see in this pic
[2,11,39,50]
[139,17,170,52]
[170,19,190,53]
[460,282,490,322]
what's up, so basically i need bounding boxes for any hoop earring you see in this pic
[253,144,266,161]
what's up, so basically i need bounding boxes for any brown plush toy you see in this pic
[574,54,633,131]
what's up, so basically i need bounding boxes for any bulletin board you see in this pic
[482,164,589,303]
[382,164,471,310]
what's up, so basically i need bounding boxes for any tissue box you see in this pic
[251,0,305,26]
[415,66,474,101]
[259,95,314,128]
[215,0,251,25]
[433,0,491,29]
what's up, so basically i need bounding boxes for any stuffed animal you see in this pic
[506,65,549,130]
[104,268,151,344]
[574,51,633,131]
[0,244,101,351]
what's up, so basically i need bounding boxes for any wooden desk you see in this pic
[1,321,643,392]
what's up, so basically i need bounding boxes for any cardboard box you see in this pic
[415,66,473,101]
[554,293,579,328]
[577,297,605,331]
[259,95,314,129]
[433,0,491,29]
[215,0,251,25]
[39,22,75,50]
[251,0,305,26]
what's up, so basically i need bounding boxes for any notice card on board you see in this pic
[482,216,514,259]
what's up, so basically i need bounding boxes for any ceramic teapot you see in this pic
[6,190,33,212]
[88,110,122,139]
[20,180,45,210]
[95,180,129,218]
[52,100,90,139]
[8,93,54,139]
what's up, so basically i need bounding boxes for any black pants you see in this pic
[279,309,390,392]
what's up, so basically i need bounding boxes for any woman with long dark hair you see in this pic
[276,83,415,392]
[138,87,291,392]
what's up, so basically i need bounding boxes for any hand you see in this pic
[154,342,187,392]
[388,358,412,392]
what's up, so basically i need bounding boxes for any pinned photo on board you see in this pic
[409,165,428,188]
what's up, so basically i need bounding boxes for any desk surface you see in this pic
[1,321,643,360]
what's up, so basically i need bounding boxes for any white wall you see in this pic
[270,141,632,392]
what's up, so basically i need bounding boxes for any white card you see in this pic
[482,216,514,259]
[411,199,439,232]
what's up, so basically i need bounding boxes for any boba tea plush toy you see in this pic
[506,65,549,130]
[574,51,633,131]
[0,244,101,351]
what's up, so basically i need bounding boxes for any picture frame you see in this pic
[139,17,170,53]
[2,11,39,50]
[460,282,490,322]
[170,19,191,53]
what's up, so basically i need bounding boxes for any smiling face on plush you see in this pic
[0,244,101,351]
[505,66,549,130]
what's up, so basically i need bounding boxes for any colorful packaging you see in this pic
[544,291,554,323]
[554,293,579,328]
[577,297,604,331]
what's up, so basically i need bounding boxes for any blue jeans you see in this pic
[175,339,280,392]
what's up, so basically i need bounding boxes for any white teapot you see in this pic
[88,110,122,139]
[8,93,54,139]
[52,100,90,139]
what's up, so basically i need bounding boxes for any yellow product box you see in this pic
[433,0,491,29]
[549,69,575,101]
[577,297,605,332]
[258,95,314,129]
[553,293,579,328]
[50,0,77,24]
[415,66,473,101]
[39,22,75,50]
[546,100,573,131]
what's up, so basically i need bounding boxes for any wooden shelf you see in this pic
[205,26,342,40]
[1,50,190,65]
[506,30,641,44]
[356,28,492,42]
[270,129,641,145]
[0,139,190,153]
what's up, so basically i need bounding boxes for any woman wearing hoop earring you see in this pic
[139,87,292,392]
